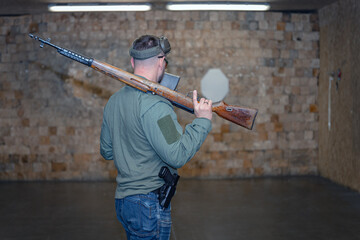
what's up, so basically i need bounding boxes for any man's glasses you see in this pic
[158,55,168,67]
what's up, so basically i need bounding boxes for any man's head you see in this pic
[129,35,171,83]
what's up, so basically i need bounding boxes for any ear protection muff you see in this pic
[159,36,171,55]
[129,35,171,59]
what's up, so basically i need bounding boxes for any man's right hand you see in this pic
[193,90,213,121]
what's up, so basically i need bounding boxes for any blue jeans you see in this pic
[115,192,171,240]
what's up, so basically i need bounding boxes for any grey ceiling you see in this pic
[0,0,338,16]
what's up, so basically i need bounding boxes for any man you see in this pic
[100,35,212,239]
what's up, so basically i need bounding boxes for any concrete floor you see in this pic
[1,177,360,240]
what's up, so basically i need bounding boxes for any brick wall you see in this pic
[0,11,319,180]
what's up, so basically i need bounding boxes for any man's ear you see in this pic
[158,57,164,71]
[131,57,135,69]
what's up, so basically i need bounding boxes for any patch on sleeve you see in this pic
[157,114,181,145]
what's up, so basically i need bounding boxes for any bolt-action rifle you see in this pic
[29,34,257,130]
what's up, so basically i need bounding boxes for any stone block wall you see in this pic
[0,10,319,180]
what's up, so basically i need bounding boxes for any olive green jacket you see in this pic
[100,86,211,199]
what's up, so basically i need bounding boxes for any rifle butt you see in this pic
[212,102,258,130]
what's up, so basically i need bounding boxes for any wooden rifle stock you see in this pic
[29,34,258,130]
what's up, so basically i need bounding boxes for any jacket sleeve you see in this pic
[141,101,212,169]
[100,112,114,160]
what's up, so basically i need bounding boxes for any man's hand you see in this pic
[193,90,213,121]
